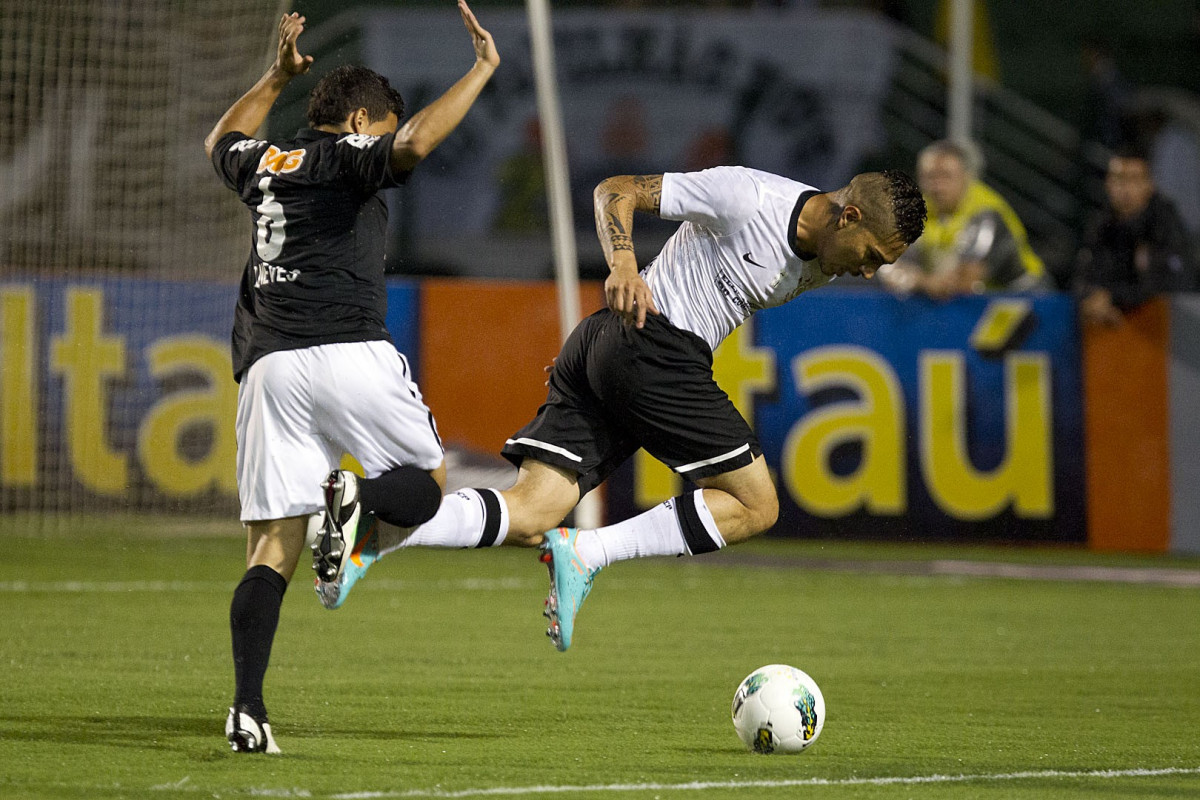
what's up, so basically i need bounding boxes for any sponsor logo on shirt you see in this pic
[257,146,306,175]
[742,251,769,269]
[253,262,300,288]
[715,269,752,318]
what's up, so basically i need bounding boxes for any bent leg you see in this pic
[358,461,447,528]
[499,459,582,547]
[693,455,779,545]
[376,459,579,554]
[573,456,778,570]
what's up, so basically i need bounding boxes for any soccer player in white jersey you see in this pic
[317,165,926,652]
[204,3,499,752]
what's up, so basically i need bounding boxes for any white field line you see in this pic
[333,767,1200,797]
[148,767,1200,798]
[0,577,535,593]
[7,560,1200,594]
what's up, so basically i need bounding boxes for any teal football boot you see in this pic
[539,527,601,652]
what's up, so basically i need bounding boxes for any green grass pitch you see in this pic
[2,515,1199,799]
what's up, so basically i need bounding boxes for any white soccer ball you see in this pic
[731,664,825,754]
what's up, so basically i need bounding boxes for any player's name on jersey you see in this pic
[253,262,300,288]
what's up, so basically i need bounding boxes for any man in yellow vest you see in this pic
[878,139,1046,298]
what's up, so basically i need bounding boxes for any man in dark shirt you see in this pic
[1077,150,1197,326]
[204,2,499,753]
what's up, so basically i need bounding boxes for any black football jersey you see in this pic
[211,128,410,381]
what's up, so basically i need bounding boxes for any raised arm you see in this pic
[203,13,312,158]
[593,174,663,328]
[391,0,499,173]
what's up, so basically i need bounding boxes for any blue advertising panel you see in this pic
[607,290,1086,544]
[0,278,421,509]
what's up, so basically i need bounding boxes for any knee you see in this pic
[758,492,779,532]
[362,465,442,528]
[741,487,779,536]
[395,467,442,526]
[497,461,582,547]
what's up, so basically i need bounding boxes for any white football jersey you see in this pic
[646,167,832,351]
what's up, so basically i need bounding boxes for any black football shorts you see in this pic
[502,309,761,495]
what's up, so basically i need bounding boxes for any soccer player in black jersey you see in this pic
[205,2,499,753]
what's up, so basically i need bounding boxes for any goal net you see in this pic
[0,0,284,521]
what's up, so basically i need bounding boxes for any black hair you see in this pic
[307,65,405,128]
[880,169,927,245]
[845,170,927,246]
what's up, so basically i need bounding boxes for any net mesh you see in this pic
[1,0,281,276]
[0,0,283,520]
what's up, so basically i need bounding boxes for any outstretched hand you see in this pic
[276,13,313,77]
[458,0,500,69]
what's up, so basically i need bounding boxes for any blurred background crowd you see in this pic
[248,0,1200,319]
[4,0,1199,314]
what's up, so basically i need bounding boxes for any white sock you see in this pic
[574,498,689,569]
[377,488,508,556]
[576,490,726,569]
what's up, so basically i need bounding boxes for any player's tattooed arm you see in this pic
[632,174,662,215]
[593,174,662,329]
[593,174,662,257]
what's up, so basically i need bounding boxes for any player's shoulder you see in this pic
[331,131,389,152]
[212,130,270,159]
[671,164,760,186]
[665,165,764,206]
[743,168,817,199]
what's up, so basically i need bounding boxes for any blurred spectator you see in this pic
[1075,149,1197,326]
[877,140,1047,299]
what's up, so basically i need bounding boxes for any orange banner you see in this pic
[1082,298,1171,552]
[420,280,605,456]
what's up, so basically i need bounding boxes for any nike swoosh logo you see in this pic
[742,252,768,269]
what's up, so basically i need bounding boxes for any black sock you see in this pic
[359,465,442,527]
[230,565,288,717]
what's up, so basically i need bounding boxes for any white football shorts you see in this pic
[235,340,444,522]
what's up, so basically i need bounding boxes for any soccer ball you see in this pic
[731,664,825,754]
